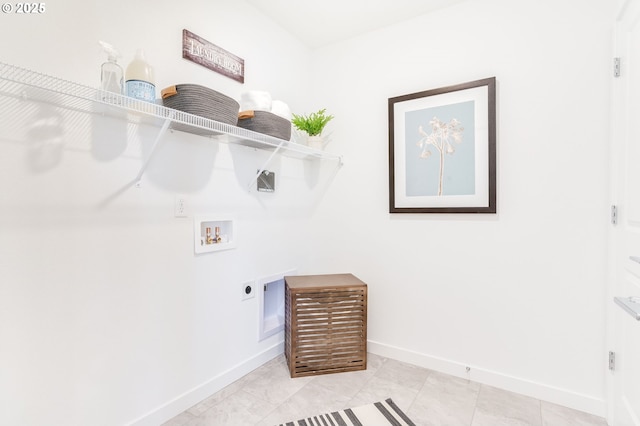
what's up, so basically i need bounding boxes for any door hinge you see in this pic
[614,57,621,78]
[611,205,618,225]
[609,351,616,371]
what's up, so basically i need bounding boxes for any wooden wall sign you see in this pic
[182,29,245,84]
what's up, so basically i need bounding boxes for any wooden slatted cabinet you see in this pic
[284,273,367,378]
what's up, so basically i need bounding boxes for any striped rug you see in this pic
[276,398,416,426]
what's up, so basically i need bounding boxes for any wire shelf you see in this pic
[0,61,342,163]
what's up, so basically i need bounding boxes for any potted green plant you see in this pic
[291,108,334,149]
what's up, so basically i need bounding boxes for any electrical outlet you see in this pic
[241,281,255,301]
[174,195,187,217]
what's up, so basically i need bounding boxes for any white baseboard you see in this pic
[367,340,606,418]
[127,339,606,425]
[126,341,284,426]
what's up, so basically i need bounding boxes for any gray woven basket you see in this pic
[161,84,239,125]
[237,110,291,141]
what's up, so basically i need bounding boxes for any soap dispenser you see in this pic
[98,41,124,96]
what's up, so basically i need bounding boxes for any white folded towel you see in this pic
[240,90,272,112]
[271,100,291,120]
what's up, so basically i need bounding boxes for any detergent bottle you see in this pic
[125,49,155,103]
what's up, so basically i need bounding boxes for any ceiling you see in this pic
[244,0,468,49]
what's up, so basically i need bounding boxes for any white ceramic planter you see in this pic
[308,135,324,150]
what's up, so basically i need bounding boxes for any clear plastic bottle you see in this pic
[98,41,124,96]
[125,49,155,103]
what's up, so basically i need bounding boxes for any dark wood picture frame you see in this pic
[388,77,496,213]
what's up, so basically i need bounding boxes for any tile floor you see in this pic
[162,353,609,426]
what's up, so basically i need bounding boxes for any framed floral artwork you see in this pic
[388,77,496,213]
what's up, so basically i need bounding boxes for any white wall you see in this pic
[0,1,335,425]
[308,0,614,416]
[0,0,617,424]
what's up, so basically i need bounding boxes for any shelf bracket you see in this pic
[248,140,285,191]
[614,296,640,321]
[134,111,175,186]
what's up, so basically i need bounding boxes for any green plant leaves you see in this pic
[291,108,334,136]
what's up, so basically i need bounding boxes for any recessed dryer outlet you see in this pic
[257,269,296,341]
[242,281,255,301]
